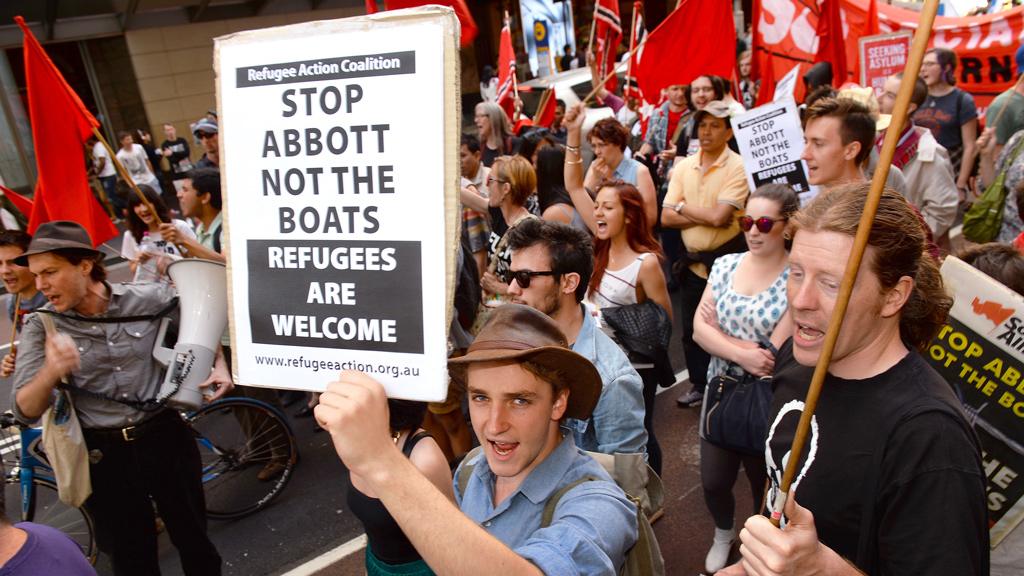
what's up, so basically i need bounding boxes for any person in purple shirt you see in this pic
[0,463,96,575]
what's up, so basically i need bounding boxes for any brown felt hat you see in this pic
[448,304,602,420]
[14,221,99,266]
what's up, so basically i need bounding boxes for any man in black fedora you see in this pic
[12,220,231,575]
[316,304,638,574]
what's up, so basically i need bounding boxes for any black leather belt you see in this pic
[83,409,178,443]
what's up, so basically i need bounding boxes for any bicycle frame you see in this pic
[5,425,56,522]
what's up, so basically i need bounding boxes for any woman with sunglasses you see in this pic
[460,155,537,301]
[691,183,797,574]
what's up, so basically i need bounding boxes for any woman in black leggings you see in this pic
[692,184,798,573]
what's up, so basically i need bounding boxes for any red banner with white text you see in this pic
[753,0,1023,110]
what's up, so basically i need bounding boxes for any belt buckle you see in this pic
[121,425,136,442]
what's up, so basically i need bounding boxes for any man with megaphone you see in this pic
[11,220,230,575]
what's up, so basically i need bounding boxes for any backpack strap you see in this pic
[540,475,599,528]
[456,445,484,497]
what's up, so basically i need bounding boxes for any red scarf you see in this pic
[877,125,922,170]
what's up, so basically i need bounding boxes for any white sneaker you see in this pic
[705,527,736,574]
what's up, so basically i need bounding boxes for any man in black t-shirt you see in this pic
[160,123,192,191]
[719,184,987,576]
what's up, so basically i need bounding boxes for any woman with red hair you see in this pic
[564,103,673,472]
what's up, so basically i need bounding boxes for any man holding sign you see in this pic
[316,305,638,574]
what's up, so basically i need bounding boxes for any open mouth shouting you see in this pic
[794,320,825,348]
[488,439,518,460]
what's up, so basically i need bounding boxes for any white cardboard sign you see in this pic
[215,8,460,401]
[733,100,814,201]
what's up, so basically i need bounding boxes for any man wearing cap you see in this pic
[0,230,48,377]
[503,218,649,461]
[661,100,749,408]
[194,118,219,169]
[316,304,638,574]
[877,74,959,243]
[11,221,230,575]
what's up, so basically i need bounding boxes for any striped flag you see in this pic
[496,18,517,119]
[624,1,647,101]
[594,0,622,93]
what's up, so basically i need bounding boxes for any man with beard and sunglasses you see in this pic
[503,218,647,457]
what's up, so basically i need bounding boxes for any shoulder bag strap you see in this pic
[35,298,179,324]
[540,475,599,528]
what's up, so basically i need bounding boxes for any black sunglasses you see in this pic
[738,216,786,233]
[506,269,559,288]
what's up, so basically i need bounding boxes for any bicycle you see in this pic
[0,411,98,564]
[1,395,298,562]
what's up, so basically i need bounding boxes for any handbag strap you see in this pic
[35,298,179,324]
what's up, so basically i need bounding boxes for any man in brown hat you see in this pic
[316,304,638,574]
[11,220,230,575]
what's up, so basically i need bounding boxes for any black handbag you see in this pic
[702,342,776,455]
[601,300,672,364]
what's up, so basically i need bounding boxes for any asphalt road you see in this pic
[1,243,753,575]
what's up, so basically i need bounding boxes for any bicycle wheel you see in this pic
[186,397,298,519]
[3,475,98,564]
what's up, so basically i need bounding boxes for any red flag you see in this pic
[534,89,557,129]
[636,0,736,99]
[15,16,117,246]
[594,0,623,93]
[0,184,33,219]
[850,0,880,82]
[814,0,849,86]
[369,0,477,47]
[624,1,647,101]
[496,19,517,119]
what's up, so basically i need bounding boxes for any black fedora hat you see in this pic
[447,304,602,420]
[14,221,99,266]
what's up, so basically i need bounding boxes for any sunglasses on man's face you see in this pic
[738,216,785,233]
[505,269,558,288]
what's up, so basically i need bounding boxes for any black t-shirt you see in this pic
[486,207,511,278]
[765,339,988,575]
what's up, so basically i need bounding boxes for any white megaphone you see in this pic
[152,258,228,411]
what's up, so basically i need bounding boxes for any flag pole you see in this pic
[8,294,20,357]
[767,0,941,527]
[91,127,188,256]
[506,11,522,122]
[581,38,645,106]
[626,2,637,97]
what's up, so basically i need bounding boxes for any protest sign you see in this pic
[215,7,460,401]
[859,32,912,97]
[733,100,813,200]
[772,64,800,104]
[926,257,1024,547]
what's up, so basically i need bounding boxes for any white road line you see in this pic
[656,369,689,395]
[278,534,367,575]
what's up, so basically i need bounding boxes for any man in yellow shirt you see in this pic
[661,100,749,407]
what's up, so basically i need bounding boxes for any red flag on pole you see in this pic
[15,16,117,246]
[0,183,33,219]
[814,0,849,86]
[366,0,478,47]
[533,88,557,129]
[850,0,880,82]
[496,18,517,119]
[636,0,736,100]
[624,1,647,102]
[594,0,622,93]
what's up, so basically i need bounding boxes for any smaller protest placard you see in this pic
[772,64,800,104]
[926,257,1024,547]
[859,31,913,97]
[733,100,813,199]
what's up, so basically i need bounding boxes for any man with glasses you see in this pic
[193,118,219,169]
[504,217,647,457]
[661,100,749,408]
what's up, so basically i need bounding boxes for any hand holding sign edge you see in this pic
[315,370,399,479]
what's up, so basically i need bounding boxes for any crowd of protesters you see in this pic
[2,27,1023,576]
